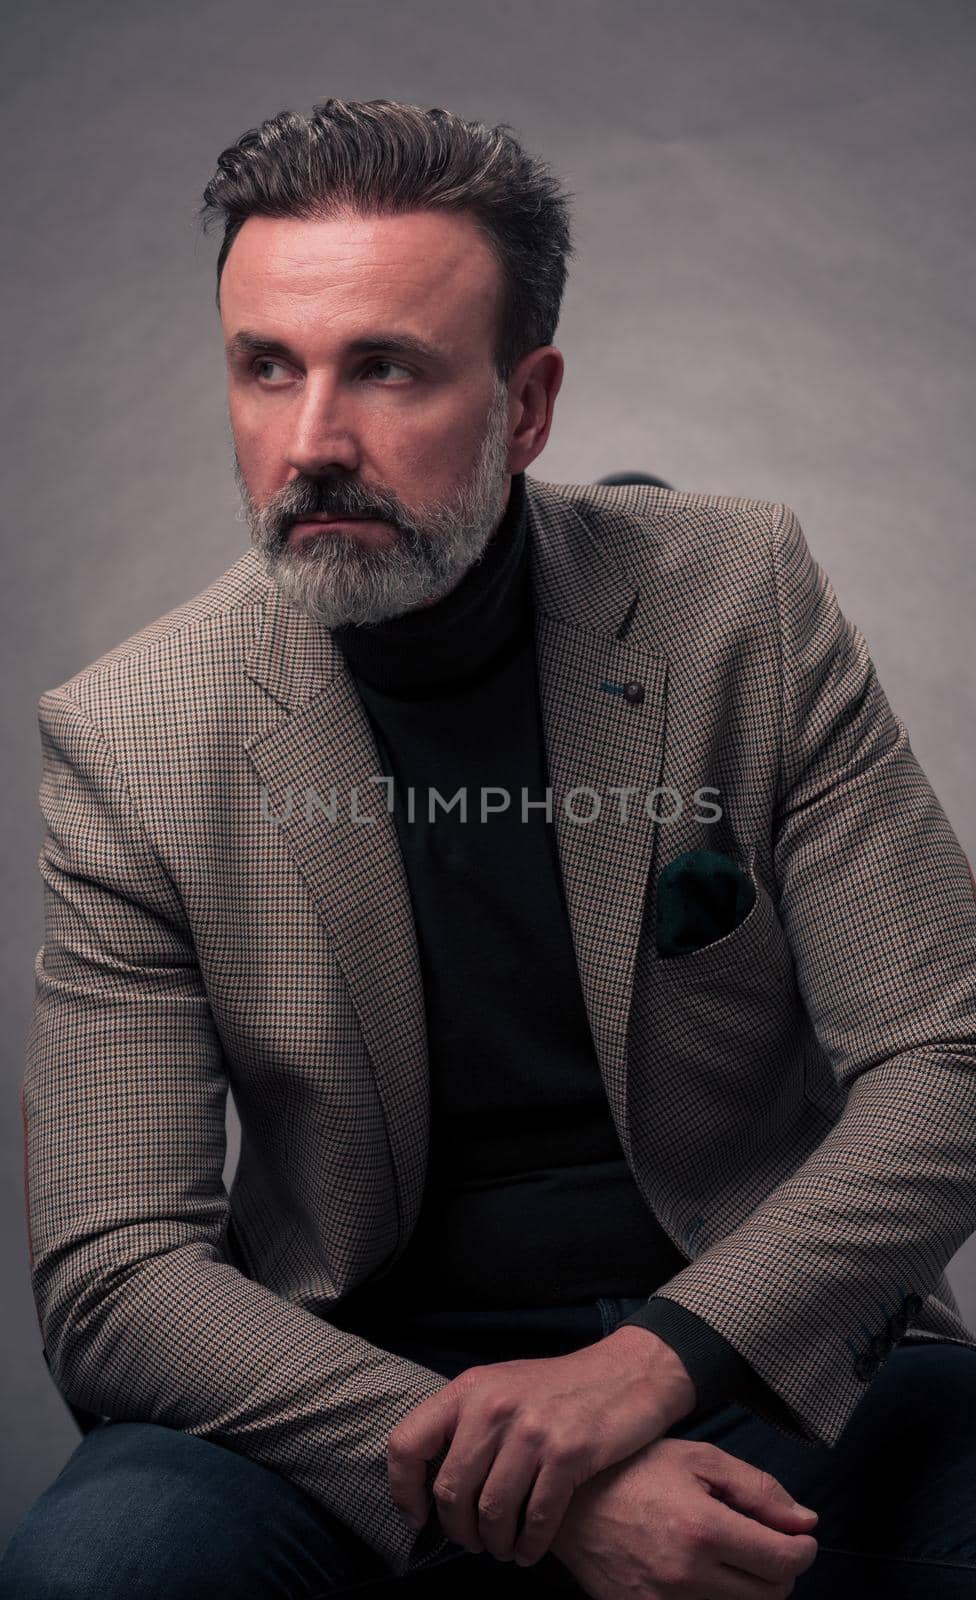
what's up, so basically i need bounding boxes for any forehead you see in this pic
[218,209,501,359]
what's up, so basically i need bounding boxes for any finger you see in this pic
[430,1420,502,1552]
[705,1497,820,1589]
[511,1459,576,1569]
[387,1394,458,1529]
[474,1438,550,1562]
[702,1452,818,1533]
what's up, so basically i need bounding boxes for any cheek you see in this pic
[230,404,279,478]
[383,416,476,486]
[370,431,443,494]
[228,397,257,450]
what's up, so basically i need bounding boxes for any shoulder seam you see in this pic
[37,687,183,906]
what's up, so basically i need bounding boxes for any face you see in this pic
[220,208,563,628]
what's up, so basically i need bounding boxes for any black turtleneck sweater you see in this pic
[329,472,760,1422]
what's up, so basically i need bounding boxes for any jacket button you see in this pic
[904,1293,924,1316]
[853,1352,877,1382]
[890,1310,909,1342]
[623,681,644,704]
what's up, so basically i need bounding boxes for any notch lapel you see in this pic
[243,592,431,1231]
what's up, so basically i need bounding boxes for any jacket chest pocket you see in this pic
[653,847,785,977]
[629,858,803,1148]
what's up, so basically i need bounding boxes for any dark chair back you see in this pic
[596,471,674,488]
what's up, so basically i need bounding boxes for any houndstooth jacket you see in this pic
[22,476,976,1578]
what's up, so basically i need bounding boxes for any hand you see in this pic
[547,1435,820,1599]
[386,1328,695,1564]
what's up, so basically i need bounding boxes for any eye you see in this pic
[246,356,413,385]
[251,358,289,382]
[364,359,412,382]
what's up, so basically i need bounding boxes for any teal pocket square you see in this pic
[656,849,756,958]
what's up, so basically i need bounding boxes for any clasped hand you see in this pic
[386,1329,692,1566]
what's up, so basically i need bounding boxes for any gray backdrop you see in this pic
[2,0,974,1546]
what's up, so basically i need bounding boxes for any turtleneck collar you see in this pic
[332,472,530,698]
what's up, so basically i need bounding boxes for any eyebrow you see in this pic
[225,328,448,368]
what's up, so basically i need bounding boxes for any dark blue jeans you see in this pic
[2,1296,975,1597]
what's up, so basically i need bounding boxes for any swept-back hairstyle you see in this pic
[198,98,576,383]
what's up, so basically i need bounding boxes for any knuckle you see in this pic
[681,1512,711,1550]
[679,1437,716,1464]
[459,1363,487,1383]
[477,1497,505,1523]
[524,1503,553,1528]
[674,1437,719,1476]
[432,1480,458,1508]
[550,1434,585,1468]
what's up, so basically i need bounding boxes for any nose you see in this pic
[285,376,361,478]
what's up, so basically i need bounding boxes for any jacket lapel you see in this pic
[242,477,669,1216]
[526,480,669,1172]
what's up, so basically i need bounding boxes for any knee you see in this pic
[0,1421,262,1599]
[0,1500,193,1600]
[0,1505,240,1600]
[0,1517,136,1599]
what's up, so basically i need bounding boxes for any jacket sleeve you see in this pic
[22,687,458,1578]
[622,502,976,1449]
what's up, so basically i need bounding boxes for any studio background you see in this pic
[2,0,974,1548]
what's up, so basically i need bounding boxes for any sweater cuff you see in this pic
[611,1296,760,1420]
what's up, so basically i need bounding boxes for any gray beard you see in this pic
[235,377,513,629]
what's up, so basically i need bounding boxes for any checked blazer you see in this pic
[21,475,976,1579]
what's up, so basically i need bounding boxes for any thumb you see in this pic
[705,1460,819,1532]
[386,1390,459,1528]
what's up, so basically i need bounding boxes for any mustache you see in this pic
[272,480,401,529]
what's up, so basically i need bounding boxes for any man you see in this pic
[4,97,976,1598]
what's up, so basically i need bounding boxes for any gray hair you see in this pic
[198,97,576,382]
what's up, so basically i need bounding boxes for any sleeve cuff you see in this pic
[612,1296,764,1420]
